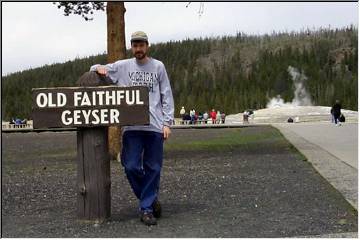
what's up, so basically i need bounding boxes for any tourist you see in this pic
[203,112,209,124]
[210,109,217,124]
[216,111,221,124]
[332,100,342,126]
[180,106,186,120]
[221,112,226,124]
[90,31,174,226]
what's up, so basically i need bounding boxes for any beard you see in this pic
[134,51,146,60]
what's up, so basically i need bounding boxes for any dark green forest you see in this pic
[2,26,358,120]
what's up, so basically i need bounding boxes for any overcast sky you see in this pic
[2,2,358,75]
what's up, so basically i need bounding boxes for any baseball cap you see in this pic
[131,31,148,43]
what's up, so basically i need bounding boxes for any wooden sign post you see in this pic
[32,75,149,223]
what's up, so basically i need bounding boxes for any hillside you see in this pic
[2,25,358,120]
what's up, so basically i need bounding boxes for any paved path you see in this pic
[274,122,358,169]
[273,122,358,210]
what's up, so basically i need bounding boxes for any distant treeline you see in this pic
[2,25,357,120]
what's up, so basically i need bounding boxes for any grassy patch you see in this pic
[165,127,285,152]
[3,149,76,163]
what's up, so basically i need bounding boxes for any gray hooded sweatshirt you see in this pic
[90,57,174,133]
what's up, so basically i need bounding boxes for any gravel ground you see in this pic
[2,126,357,237]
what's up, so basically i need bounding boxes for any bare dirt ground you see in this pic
[2,126,357,237]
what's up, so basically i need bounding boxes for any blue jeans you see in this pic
[121,130,164,213]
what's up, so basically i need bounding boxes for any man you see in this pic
[332,100,342,126]
[221,112,226,124]
[243,110,249,124]
[180,106,186,123]
[90,31,174,226]
[203,111,209,124]
[216,111,221,124]
[330,106,334,123]
[189,109,195,124]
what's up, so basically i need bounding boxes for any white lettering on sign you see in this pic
[117,90,125,105]
[61,110,72,125]
[60,109,121,126]
[36,92,68,108]
[57,93,67,107]
[100,109,109,124]
[72,90,144,107]
[110,109,120,123]
[48,93,56,107]
[36,93,48,108]
[73,110,81,125]
[34,87,147,128]
[74,92,82,107]
[136,90,144,104]
[92,109,100,124]
[105,91,116,105]
[97,91,105,106]
[80,93,91,106]
[126,90,135,105]
[82,109,91,124]
[92,91,97,105]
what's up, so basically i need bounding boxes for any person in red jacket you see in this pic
[210,109,217,124]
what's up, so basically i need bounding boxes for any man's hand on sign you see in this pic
[96,66,107,75]
[163,126,171,140]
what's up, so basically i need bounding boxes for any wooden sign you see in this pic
[32,86,149,129]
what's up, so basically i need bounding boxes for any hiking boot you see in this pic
[140,212,157,226]
[152,200,162,218]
